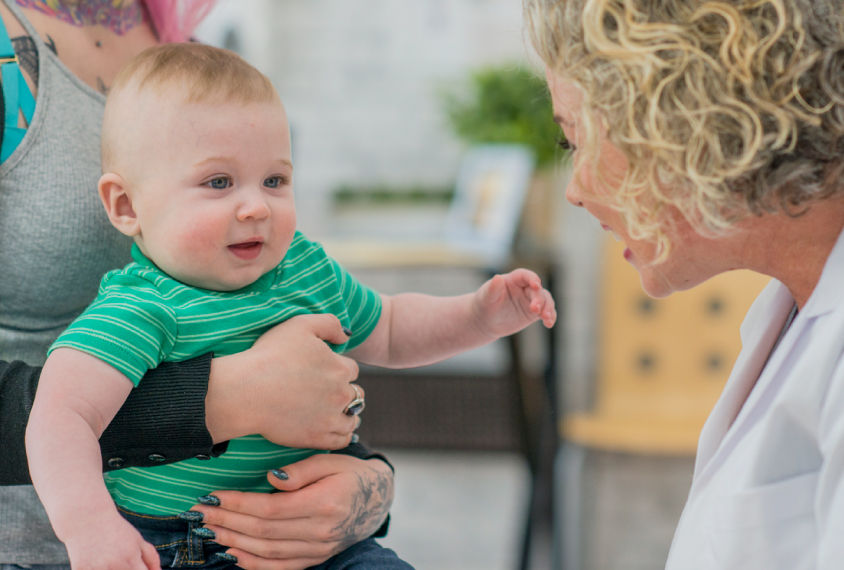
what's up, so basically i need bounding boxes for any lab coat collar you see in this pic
[801,224,844,318]
[693,280,795,479]
[692,225,844,482]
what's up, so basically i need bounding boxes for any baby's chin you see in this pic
[153,247,286,291]
[165,264,269,292]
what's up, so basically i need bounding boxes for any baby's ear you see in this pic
[98,172,140,237]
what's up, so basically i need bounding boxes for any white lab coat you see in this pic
[665,228,844,570]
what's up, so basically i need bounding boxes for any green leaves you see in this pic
[442,65,564,167]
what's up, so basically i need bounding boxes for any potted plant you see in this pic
[442,65,567,252]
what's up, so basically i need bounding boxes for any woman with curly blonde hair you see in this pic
[527,0,844,567]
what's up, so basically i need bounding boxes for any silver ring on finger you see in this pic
[343,383,365,416]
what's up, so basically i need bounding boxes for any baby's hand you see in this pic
[63,513,161,570]
[473,268,556,338]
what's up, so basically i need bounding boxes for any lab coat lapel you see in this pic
[694,226,844,482]
[693,282,794,479]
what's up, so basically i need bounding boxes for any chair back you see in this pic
[563,235,771,454]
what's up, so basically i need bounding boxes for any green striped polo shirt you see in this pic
[50,232,382,515]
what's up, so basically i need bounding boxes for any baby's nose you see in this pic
[237,189,271,220]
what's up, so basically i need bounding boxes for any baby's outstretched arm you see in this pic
[26,348,161,570]
[347,268,555,368]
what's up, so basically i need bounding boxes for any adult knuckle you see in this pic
[321,498,347,519]
[204,508,227,527]
[314,521,338,541]
[347,359,359,378]
[320,540,343,558]
[252,522,277,540]
[257,501,283,520]
[330,357,349,377]
[264,542,290,559]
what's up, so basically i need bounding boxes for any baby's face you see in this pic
[117,94,296,291]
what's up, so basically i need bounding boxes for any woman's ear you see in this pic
[98,172,140,236]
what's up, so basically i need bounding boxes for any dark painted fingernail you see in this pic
[192,527,216,539]
[214,552,238,564]
[271,468,289,480]
[177,511,204,522]
[342,326,352,336]
[197,495,221,506]
[350,434,360,444]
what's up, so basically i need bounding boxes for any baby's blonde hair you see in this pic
[102,43,278,171]
[525,0,844,259]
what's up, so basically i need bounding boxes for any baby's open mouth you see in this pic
[228,240,263,260]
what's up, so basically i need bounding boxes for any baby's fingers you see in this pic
[527,287,557,327]
[141,540,162,570]
[504,268,543,291]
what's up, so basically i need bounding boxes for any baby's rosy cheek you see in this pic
[175,221,220,251]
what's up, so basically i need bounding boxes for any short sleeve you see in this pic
[49,275,177,385]
[327,257,382,351]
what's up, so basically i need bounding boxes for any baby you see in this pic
[26,43,556,570]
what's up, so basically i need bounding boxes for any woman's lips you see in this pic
[228,241,263,260]
[601,223,622,241]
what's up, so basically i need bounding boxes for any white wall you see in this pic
[196,0,535,236]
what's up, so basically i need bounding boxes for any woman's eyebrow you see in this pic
[553,115,574,128]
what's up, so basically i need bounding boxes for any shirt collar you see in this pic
[130,243,157,268]
[801,224,844,318]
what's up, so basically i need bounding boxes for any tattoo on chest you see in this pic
[331,466,394,551]
[15,0,145,36]
[10,36,38,85]
[10,33,58,88]
[96,76,109,95]
[44,33,57,54]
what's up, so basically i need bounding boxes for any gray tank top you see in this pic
[0,0,132,562]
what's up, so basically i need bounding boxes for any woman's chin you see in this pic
[638,271,674,299]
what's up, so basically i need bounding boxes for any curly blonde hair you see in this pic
[526,0,844,255]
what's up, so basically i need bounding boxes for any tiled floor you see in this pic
[377,450,552,570]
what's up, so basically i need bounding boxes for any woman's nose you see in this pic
[565,179,584,207]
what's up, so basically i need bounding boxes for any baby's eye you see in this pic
[264,176,285,188]
[207,177,231,190]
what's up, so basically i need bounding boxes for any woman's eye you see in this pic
[264,176,285,188]
[207,177,230,190]
[557,137,576,152]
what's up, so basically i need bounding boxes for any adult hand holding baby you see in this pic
[189,453,394,570]
[205,313,363,450]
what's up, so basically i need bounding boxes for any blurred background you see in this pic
[194,2,769,570]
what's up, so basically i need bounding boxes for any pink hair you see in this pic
[141,0,217,43]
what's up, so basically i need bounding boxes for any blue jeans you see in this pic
[119,507,414,570]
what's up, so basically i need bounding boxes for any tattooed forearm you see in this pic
[11,36,38,85]
[331,464,394,551]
